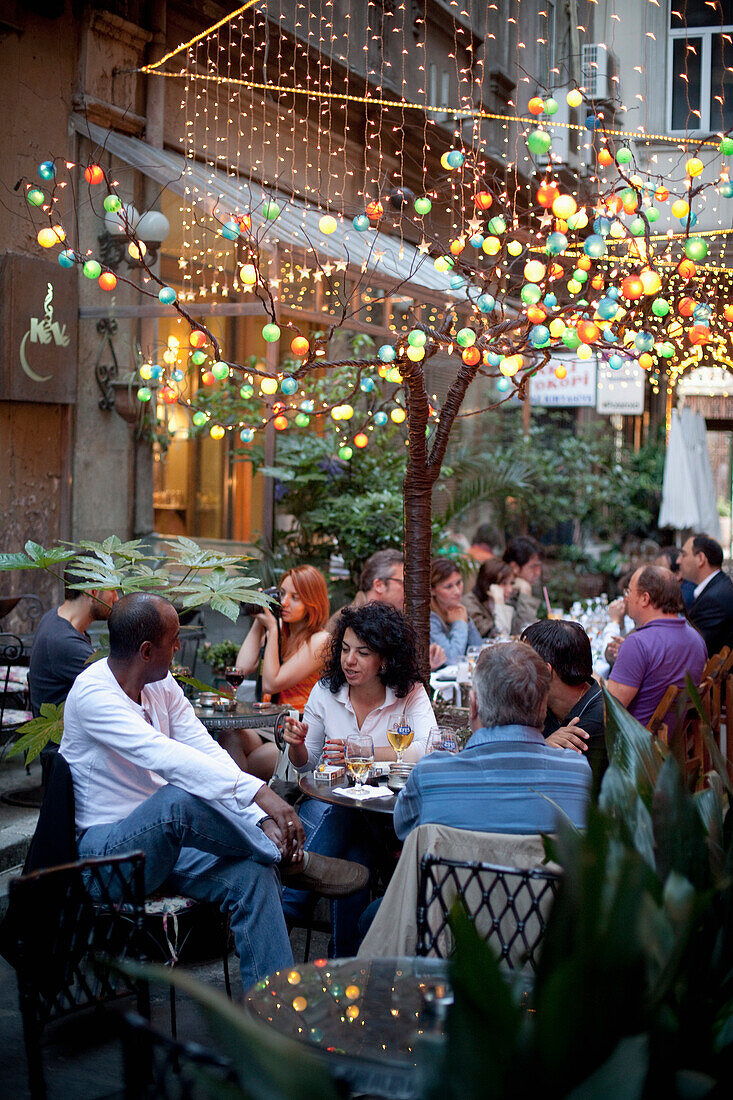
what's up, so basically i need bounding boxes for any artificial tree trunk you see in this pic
[402,353,481,681]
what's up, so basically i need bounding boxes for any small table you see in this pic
[194,700,285,741]
[245,956,450,1098]
[299,773,397,815]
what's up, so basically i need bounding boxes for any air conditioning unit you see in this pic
[581,43,614,101]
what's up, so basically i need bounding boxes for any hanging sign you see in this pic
[596,360,646,415]
[529,356,597,407]
[0,253,78,404]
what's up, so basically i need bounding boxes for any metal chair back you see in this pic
[416,854,560,971]
[10,851,149,1097]
[122,1011,236,1099]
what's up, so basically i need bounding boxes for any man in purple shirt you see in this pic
[607,565,707,729]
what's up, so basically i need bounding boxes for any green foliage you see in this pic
[202,640,242,673]
[446,412,665,544]
[8,703,64,763]
[0,536,269,623]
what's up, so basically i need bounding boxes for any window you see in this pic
[668,1,733,132]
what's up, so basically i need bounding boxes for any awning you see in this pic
[71,115,460,299]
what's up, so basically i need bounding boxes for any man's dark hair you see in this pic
[359,549,403,593]
[324,602,421,698]
[692,534,724,569]
[503,535,543,568]
[108,594,171,660]
[635,566,684,614]
[657,546,681,573]
[63,567,89,601]
[521,619,593,687]
[473,524,500,549]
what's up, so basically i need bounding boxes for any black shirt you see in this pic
[29,609,93,716]
[542,680,607,797]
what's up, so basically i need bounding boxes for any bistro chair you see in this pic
[8,851,150,1099]
[0,631,33,750]
[416,854,561,972]
[7,750,232,1048]
[122,1011,237,1099]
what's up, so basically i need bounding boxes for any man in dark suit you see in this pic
[678,534,733,656]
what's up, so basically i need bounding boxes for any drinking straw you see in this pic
[543,586,552,617]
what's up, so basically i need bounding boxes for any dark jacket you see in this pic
[687,571,733,657]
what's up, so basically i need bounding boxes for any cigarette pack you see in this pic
[313,765,345,784]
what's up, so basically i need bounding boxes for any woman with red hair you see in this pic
[237,565,330,711]
[227,566,331,778]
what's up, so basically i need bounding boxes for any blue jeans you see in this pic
[282,799,372,957]
[77,784,293,991]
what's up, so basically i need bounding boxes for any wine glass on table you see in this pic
[224,667,245,696]
[386,712,414,767]
[344,733,375,796]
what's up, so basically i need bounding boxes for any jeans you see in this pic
[281,799,373,957]
[77,784,293,991]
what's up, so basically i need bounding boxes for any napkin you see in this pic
[332,785,393,800]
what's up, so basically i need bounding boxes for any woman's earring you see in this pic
[379,663,387,674]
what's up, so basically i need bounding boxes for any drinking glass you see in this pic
[386,712,414,766]
[344,732,375,795]
[466,646,481,674]
[224,666,245,692]
[426,727,444,754]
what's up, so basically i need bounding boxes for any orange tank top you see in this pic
[276,668,320,714]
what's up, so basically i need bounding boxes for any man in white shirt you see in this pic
[61,593,358,991]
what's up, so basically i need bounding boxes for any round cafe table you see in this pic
[298,773,397,815]
[245,955,450,1099]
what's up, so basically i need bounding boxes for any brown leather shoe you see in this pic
[281,851,369,896]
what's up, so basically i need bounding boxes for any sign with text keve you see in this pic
[0,253,78,404]
[529,356,597,407]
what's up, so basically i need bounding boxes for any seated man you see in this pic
[607,566,707,729]
[502,536,543,634]
[467,523,499,564]
[521,619,607,795]
[678,534,733,656]
[329,549,445,669]
[394,641,591,840]
[29,568,118,716]
[61,593,360,991]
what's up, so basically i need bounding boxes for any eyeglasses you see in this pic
[386,575,404,587]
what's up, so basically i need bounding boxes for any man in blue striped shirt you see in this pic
[394,642,591,839]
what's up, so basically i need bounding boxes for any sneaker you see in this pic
[281,851,369,896]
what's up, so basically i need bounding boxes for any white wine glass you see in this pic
[344,732,374,796]
[386,712,414,767]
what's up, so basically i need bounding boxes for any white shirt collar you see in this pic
[694,570,720,600]
[335,681,397,712]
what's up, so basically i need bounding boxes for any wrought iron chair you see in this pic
[0,631,32,748]
[122,1011,237,1099]
[416,855,561,971]
[8,851,150,1098]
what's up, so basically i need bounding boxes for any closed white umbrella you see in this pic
[680,407,721,539]
[659,409,700,530]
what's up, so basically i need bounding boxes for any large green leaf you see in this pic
[7,703,64,763]
[165,536,247,571]
[565,1033,649,1100]
[116,961,338,1100]
[652,756,711,891]
[0,545,76,571]
[602,685,663,809]
[428,904,521,1100]
[177,569,272,622]
[598,764,656,869]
